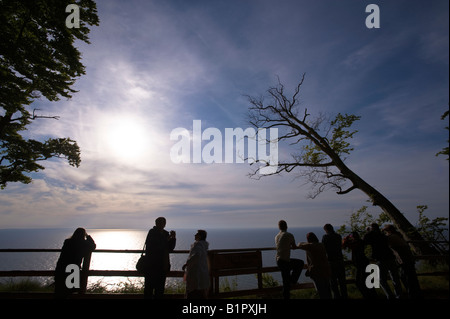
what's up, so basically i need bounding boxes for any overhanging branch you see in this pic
[31,109,60,120]
[336,185,357,195]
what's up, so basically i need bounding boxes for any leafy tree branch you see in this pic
[0,0,99,188]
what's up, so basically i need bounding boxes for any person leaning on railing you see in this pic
[54,228,96,298]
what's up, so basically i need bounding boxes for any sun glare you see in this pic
[100,115,151,162]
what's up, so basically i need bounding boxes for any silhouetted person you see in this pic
[342,231,377,299]
[54,228,96,298]
[298,232,332,299]
[182,229,210,299]
[383,224,422,299]
[363,223,402,299]
[322,223,348,299]
[144,217,176,299]
[275,220,304,299]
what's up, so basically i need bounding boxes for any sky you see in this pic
[0,0,449,230]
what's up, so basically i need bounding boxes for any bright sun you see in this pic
[100,115,150,162]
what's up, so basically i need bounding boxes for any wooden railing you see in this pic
[0,245,448,299]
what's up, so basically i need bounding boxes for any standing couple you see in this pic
[275,220,334,299]
[143,217,209,299]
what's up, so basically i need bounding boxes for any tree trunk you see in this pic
[315,122,438,256]
[0,112,13,138]
[338,161,438,256]
[247,78,440,257]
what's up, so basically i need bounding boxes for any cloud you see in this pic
[1,0,448,230]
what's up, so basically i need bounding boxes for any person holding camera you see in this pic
[54,227,96,298]
[144,217,176,299]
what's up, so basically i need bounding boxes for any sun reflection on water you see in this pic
[84,229,189,291]
[87,229,147,290]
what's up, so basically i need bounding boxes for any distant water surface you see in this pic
[0,227,324,290]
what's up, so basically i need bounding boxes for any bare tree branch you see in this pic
[31,108,60,120]
[337,185,358,195]
[244,75,439,256]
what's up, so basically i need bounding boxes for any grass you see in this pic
[0,278,53,293]
[1,262,448,299]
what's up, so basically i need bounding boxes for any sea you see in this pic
[0,227,325,292]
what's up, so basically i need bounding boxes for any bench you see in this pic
[208,250,263,296]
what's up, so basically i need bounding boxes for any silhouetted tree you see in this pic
[246,74,436,255]
[435,109,449,161]
[0,0,99,189]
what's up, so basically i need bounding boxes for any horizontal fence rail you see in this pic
[0,244,448,299]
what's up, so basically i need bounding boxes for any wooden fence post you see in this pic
[79,251,92,294]
[256,250,263,290]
